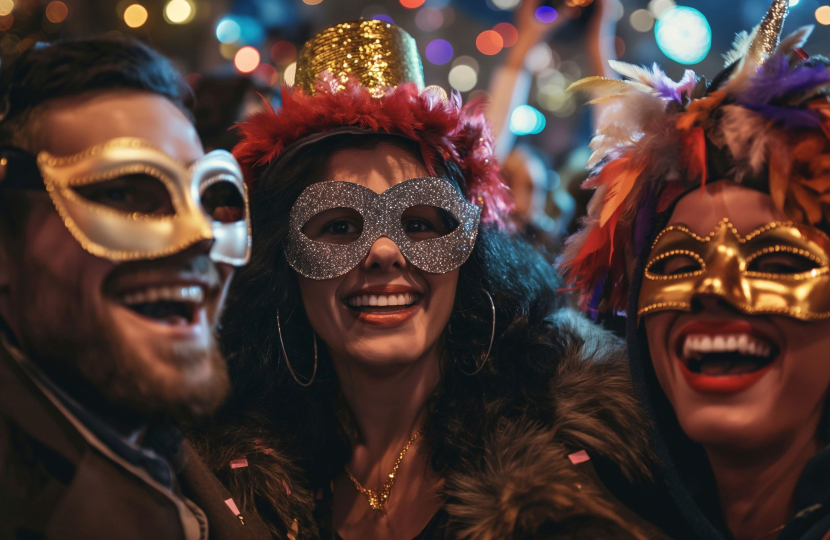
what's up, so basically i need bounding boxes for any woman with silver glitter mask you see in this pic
[191,20,673,540]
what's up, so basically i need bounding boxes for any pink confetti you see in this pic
[224,498,241,516]
[568,450,590,465]
[230,458,249,469]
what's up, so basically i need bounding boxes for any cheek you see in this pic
[297,274,342,336]
[424,269,458,326]
[777,318,830,409]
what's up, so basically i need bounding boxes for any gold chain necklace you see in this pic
[344,429,421,512]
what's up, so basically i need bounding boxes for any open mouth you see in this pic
[344,292,421,313]
[678,333,778,377]
[118,285,206,325]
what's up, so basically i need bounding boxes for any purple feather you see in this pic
[587,273,607,321]
[738,55,830,106]
[743,103,822,129]
[650,64,682,103]
[633,186,658,256]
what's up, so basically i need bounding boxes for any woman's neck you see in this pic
[334,345,441,455]
[706,429,821,540]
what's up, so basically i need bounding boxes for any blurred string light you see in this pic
[219,43,238,59]
[425,39,453,65]
[234,46,260,73]
[215,16,263,46]
[254,64,278,86]
[487,0,521,10]
[493,22,518,47]
[789,0,799,6]
[270,40,297,66]
[510,105,546,135]
[629,9,654,32]
[0,0,13,17]
[164,0,194,24]
[647,0,674,18]
[415,7,444,31]
[373,14,394,23]
[400,0,425,8]
[608,0,624,21]
[448,64,477,92]
[655,6,711,64]
[45,1,68,23]
[452,55,479,73]
[216,19,241,43]
[284,62,297,86]
[524,42,553,72]
[816,6,830,25]
[535,6,558,23]
[303,0,324,5]
[476,30,503,55]
[0,14,12,31]
[123,4,148,28]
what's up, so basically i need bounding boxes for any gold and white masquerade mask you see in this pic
[34,138,251,266]
[638,218,830,322]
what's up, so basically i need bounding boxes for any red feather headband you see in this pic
[233,74,512,227]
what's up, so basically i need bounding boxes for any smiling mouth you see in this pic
[678,333,778,376]
[117,285,207,325]
[345,292,421,312]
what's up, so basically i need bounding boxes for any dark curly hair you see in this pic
[217,133,568,493]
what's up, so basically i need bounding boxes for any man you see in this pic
[0,37,269,539]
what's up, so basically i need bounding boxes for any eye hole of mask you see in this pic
[649,254,703,276]
[202,180,246,223]
[401,205,459,241]
[747,252,821,275]
[73,175,174,216]
[302,207,365,245]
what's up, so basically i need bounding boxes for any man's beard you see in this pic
[16,263,230,429]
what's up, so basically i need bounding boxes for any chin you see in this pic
[677,404,778,450]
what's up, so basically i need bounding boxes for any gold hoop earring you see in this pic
[276,309,318,387]
[459,290,495,376]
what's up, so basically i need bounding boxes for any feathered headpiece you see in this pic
[233,19,511,226]
[561,0,830,313]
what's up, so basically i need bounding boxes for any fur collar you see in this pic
[191,312,659,539]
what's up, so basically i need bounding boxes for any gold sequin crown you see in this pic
[295,19,425,97]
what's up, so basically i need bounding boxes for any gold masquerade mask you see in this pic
[638,218,830,322]
[36,138,251,266]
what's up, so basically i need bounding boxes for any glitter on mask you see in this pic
[285,176,481,280]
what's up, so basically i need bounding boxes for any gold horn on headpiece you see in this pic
[746,0,789,65]
[294,19,425,97]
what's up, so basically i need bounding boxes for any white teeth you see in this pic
[682,333,774,358]
[121,285,205,306]
[346,293,419,308]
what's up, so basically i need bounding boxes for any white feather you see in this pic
[776,26,814,55]
[608,60,661,85]
[723,30,753,68]
[720,105,773,174]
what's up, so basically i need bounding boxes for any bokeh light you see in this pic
[817,6,830,25]
[253,64,278,86]
[452,55,479,74]
[303,0,324,5]
[655,6,711,64]
[270,40,297,66]
[0,0,13,17]
[219,43,238,60]
[372,14,394,23]
[488,0,521,10]
[415,7,444,31]
[216,18,241,43]
[789,0,799,5]
[647,0,675,18]
[535,6,558,23]
[425,39,453,65]
[493,22,518,47]
[0,14,13,31]
[510,105,546,135]
[630,9,654,32]
[400,0,425,8]
[234,46,260,73]
[524,42,553,72]
[284,62,297,86]
[45,1,68,23]
[123,4,148,28]
[476,30,504,55]
[164,0,194,24]
[448,64,477,92]
[426,0,450,7]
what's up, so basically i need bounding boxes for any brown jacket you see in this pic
[0,343,272,540]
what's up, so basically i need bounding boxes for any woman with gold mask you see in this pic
[563,1,830,538]
[191,18,672,540]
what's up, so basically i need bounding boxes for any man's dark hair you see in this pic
[0,35,191,148]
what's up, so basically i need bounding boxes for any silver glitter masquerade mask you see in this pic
[36,138,251,266]
[286,176,481,280]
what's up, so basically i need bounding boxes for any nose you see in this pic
[361,236,406,272]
